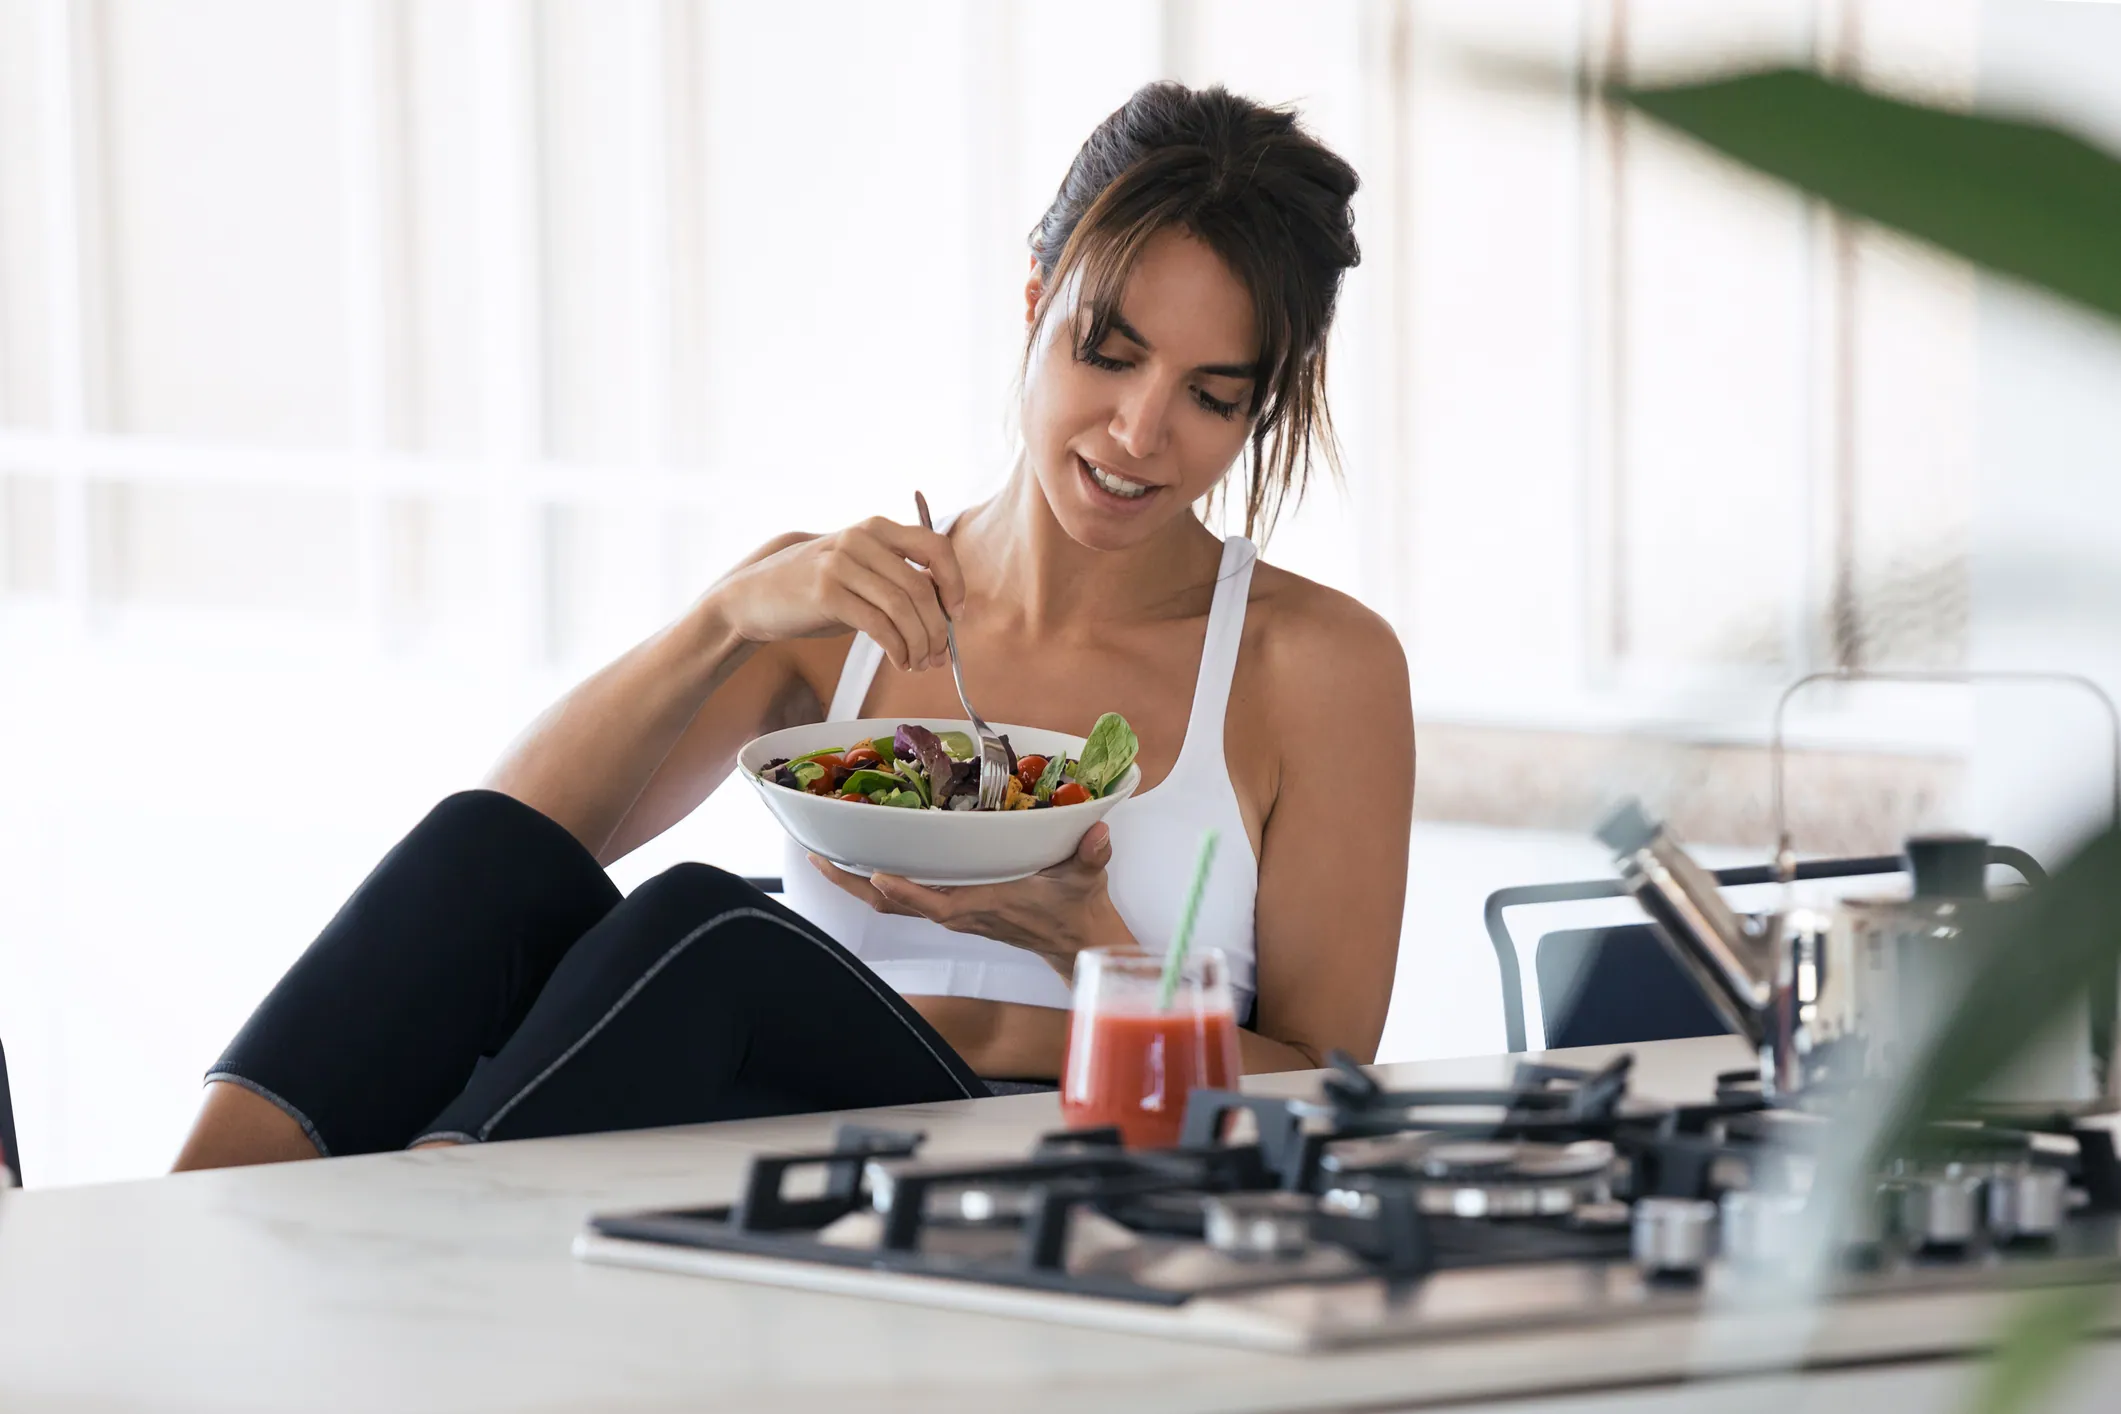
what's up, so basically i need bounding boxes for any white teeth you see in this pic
[1084,458,1153,500]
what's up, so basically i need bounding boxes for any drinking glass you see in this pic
[1060,948,1241,1149]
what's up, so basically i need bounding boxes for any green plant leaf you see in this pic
[840,769,906,797]
[1033,753,1069,802]
[936,730,976,759]
[1618,68,2121,326]
[1959,1282,2114,1414]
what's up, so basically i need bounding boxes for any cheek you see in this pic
[1022,353,1103,448]
[1175,417,1254,498]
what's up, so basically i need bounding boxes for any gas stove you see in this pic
[573,1055,2121,1352]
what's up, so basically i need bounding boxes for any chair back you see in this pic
[1535,924,1731,1050]
[1,1035,18,1187]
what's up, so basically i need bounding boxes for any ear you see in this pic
[1024,255,1045,328]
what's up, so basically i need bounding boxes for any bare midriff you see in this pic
[906,995,1071,1081]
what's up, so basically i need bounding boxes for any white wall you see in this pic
[1967,0,2121,863]
[0,0,2065,1185]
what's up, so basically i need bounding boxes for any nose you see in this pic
[1108,372,1176,461]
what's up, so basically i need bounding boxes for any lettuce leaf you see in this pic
[896,724,962,808]
[1032,754,1069,802]
[1076,713,1139,798]
[936,730,976,759]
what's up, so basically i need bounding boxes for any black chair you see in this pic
[744,877,785,895]
[1,1034,19,1187]
[1484,846,2049,1054]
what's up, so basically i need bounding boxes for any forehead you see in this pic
[1107,227,1259,364]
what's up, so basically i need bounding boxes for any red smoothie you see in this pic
[1061,1006,1241,1149]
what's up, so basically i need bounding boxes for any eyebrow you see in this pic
[1104,313,1258,380]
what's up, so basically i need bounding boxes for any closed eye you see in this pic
[1079,344,1246,421]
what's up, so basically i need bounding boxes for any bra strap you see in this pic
[826,634,885,720]
[1173,537,1258,775]
[823,507,962,721]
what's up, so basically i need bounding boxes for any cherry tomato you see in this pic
[1050,782,1091,807]
[1017,755,1049,791]
[838,789,869,803]
[843,746,882,769]
[804,755,846,794]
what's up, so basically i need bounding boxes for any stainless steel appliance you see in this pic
[1601,667,2121,1112]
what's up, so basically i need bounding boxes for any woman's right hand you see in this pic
[704,518,969,673]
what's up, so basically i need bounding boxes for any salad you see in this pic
[759,714,1140,812]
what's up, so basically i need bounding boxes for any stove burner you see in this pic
[583,1049,2121,1320]
[1202,1193,1314,1260]
[1418,1141,1519,1177]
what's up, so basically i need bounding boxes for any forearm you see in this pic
[484,595,756,859]
[1237,1028,1324,1074]
[1034,911,1321,1075]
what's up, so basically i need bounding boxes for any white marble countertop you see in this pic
[4,1034,2118,1414]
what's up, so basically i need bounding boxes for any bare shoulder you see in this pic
[1242,561,1410,724]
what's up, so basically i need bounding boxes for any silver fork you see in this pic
[914,491,1010,811]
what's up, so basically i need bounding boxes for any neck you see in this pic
[957,452,1227,638]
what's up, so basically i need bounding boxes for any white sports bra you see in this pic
[778,533,1262,1023]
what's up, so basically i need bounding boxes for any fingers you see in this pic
[1076,822,1113,868]
[862,517,968,619]
[827,556,936,671]
[844,534,953,670]
[821,581,913,673]
[1038,823,1112,879]
[867,872,960,922]
[806,854,919,916]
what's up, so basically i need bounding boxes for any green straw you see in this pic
[1157,828,1221,1011]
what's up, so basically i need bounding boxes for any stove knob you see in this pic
[1829,1185,1889,1252]
[1898,1171,1982,1251]
[1631,1197,1717,1278]
[1985,1164,2067,1243]
[1719,1190,1807,1268]
[1203,1193,1314,1261]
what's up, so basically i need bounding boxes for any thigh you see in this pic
[209,790,621,1156]
[415,863,983,1145]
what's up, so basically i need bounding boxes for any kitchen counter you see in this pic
[3,1034,2118,1413]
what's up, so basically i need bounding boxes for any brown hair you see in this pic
[1027,82,1361,540]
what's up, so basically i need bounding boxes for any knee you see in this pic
[422,788,538,836]
[400,790,534,856]
[625,862,765,918]
[404,790,588,869]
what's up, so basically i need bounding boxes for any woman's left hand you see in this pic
[807,822,1135,977]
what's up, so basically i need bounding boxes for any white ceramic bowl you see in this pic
[738,717,1140,886]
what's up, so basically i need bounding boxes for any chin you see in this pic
[1034,448,1192,553]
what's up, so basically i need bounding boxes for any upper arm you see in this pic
[1248,592,1414,1066]
[599,636,844,863]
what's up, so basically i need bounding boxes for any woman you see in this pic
[174,81,1413,1169]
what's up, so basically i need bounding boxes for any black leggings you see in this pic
[208,790,985,1155]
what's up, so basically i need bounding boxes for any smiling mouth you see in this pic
[1077,453,1158,503]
